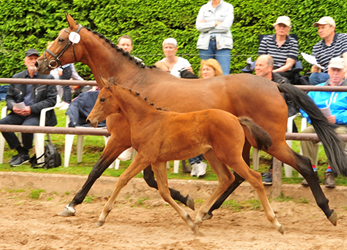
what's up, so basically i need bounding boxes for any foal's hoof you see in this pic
[328,210,337,226]
[278,225,284,235]
[186,195,195,211]
[202,212,213,221]
[58,206,76,217]
[97,221,105,227]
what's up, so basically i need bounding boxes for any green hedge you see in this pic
[1,0,347,79]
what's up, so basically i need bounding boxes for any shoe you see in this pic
[262,169,272,186]
[10,153,30,167]
[190,163,198,177]
[324,172,336,188]
[301,171,320,187]
[59,102,70,110]
[9,154,21,164]
[118,148,132,161]
[196,162,207,177]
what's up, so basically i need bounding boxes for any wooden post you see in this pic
[272,158,282,198]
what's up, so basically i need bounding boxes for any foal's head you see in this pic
[87,77,119,128]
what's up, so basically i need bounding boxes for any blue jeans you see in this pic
[199,40,231,75]
[189,154,204,165]
[309,73,329,85]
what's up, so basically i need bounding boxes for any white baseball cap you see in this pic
[313,16,336,27]
[328,57,345,69]
[273,16,291,27]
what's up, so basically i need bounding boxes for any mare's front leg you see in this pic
[59,114,131,216]
[205,140,251,219]
[143,166,195,210]
[151,162,198,234]
[98,154,150,227]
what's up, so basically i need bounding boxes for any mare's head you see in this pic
[36,14,85,74]
[87,77,119,128]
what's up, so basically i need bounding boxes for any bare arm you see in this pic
[273,58,296,73]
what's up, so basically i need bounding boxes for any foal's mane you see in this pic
[109,80,164,111]
[84,27,157,69]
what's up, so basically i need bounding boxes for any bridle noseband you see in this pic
[44,24,83,69]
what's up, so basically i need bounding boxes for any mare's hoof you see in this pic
[58,207,76,217]
[329,210,337,226]
[202,212,213,221]
[186,195,195,211]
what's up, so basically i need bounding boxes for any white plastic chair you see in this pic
[0,105,56,164]
[252,113,300,177]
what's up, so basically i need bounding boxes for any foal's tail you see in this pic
[278,83,347,176]
[238,116,272,151]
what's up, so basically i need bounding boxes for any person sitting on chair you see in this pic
[301,57,347,188]
[258,16,298,83]
[254,55,299,185]
[0,48,57,167]
[309,16,347,85]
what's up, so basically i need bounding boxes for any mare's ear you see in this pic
[66,13,78,30]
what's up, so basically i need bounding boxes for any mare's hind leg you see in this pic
[205,141,251,219]
[270,143,337,225]
[196,149,235,226]
[231,159,284,234]
[143,166,195,210]
[152,162,198,234]
[97,154,149,227]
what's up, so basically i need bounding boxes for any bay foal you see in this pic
[87,77,283,234]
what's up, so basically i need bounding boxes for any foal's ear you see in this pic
[66,13,78,30]
[99,76,111,89]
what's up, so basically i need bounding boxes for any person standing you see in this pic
[196,0,234,75]
[0,48,57,167]
[300,57,347,188]
[117,35,143,63]
[309,16,347,85]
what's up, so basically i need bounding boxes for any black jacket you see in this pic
[272,72,299,117]
[6,70,57,126]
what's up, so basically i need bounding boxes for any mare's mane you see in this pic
[84,27,157,69]
[109,80,164,111]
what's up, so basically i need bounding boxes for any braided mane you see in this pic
[108,78,164,111]
[84,27,157,69]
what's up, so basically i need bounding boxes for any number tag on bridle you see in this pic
[69,32,81,44]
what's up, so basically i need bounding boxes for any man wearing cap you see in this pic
[309,16,347,85]
[258,16,299,83]
[0,48,57,167]
[300,57,347,188]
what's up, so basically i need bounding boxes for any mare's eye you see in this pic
[58,38,64,43]
[100,98,105,102]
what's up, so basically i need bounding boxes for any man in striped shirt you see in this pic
[309,16,347,85]
[258,16,298,83]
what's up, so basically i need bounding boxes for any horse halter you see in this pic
[44,24,83,69]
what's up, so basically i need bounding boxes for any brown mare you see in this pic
[36,14,347,226]
[86,77,283,234]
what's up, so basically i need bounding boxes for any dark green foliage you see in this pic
[1,0,347,79]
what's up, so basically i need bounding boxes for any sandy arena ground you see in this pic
[1,172,347,250]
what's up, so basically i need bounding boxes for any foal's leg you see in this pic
[195,150,235,226]
[232,160,284,234]
[152,162,198,234]
[97,155,149,227]
[206,141,251,218]
[143,166,195,210]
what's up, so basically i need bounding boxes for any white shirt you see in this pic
[160,57,191,78]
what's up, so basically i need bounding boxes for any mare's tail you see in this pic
[238,116,272,151]
[278,83,347,176]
